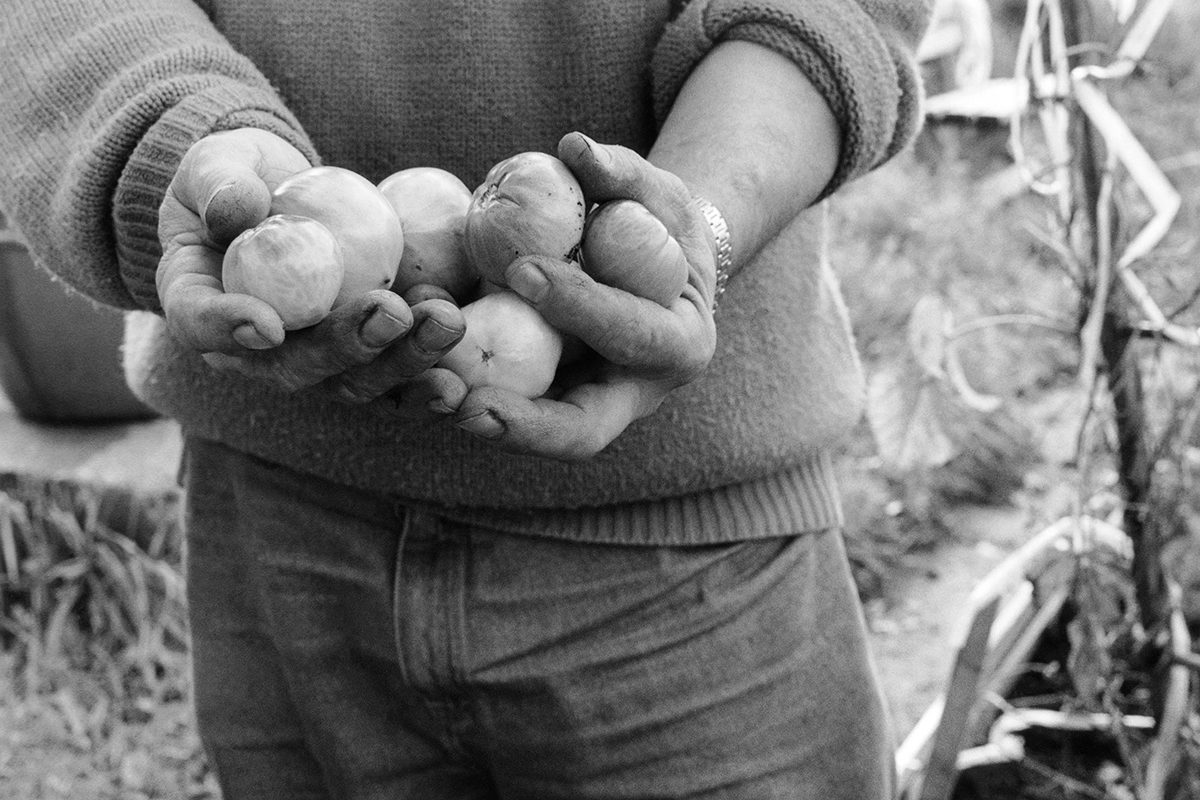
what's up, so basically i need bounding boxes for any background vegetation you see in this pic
[1,1,1199,796]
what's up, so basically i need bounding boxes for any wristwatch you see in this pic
[693,196,732,309]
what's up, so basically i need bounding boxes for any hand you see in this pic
[451,131,718,459]
[156,128,467,418]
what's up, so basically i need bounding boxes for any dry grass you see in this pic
[0,480,217,798]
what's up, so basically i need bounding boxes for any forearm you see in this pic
[648,40,840,272]
[648,0,932,274]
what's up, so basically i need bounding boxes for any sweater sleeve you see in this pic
[0,1,319,312]
[652,0,932,199]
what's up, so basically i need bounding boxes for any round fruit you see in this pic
[378,166,476,302]
[270,166,404,306]
[221,214,344,330]
[581,199,690,307]
[438,290,564,399]
[463,152,585,286]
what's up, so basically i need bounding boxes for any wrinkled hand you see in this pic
[156,128,466,418]
[452,131,718,459]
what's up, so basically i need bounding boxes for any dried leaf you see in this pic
[867,363,958,472]
[907,294,952,378]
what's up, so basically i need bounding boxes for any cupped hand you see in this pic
[450,131,718,459]
[156,128,467,418]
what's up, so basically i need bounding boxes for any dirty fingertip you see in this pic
[204,182,270,245]
[456,409,505,439]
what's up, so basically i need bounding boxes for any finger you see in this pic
[504,255,713,379]
[452,378,658,460]
[175,130,310,244]
[558,132,715,296]
[377,368,469,419]
[328,298,465,403]
[202,180,272,246]
[400,283,457,307]
[266,291,415,390]
[205,291,415,392]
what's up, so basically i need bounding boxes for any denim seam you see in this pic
[392,504,414,689]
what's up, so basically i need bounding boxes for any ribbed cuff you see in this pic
[428,451,844,546]
[652,0,925,199]
[113,83,318,312]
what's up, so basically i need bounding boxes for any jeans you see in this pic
[182,437,894,799]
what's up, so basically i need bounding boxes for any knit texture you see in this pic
[1,0,930,544]
[116,92,319,311]
[0,1,317,310]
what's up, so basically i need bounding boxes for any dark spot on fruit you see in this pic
[479,347,495,364]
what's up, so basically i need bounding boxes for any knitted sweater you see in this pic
[0,0,930,545]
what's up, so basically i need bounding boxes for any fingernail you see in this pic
[415,317,463,354]
[506,261,549,303]
[456,410,504,439]
[575,133,609,165]
[361,306,408,347]
[590,138,612,166]
[205,183,267,245]
[233,323,275,350]
[203,182,236,215]
[427,397,458,415]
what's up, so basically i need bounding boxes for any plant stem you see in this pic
[1063,0,1166,632]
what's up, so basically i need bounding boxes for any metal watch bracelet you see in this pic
[693,196,732,310]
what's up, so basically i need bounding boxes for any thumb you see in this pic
[173,129,311,245]
[201,174,272,246]
[557,131,692,232]
[557,131,643,203]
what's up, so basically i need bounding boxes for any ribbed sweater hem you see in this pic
[415,451,843,546]
[115,85,317,312]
